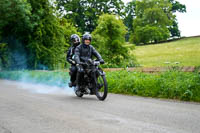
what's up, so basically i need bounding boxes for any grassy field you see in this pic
[132,37,200,67]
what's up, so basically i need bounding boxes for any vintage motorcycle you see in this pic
[74,59,108,101]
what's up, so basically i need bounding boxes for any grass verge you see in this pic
[106,70,200,102]
[0,70,200,102]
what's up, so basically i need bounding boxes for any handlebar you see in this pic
[77,60,102,66]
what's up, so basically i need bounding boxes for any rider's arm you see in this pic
[91,46,102,61]
[91,46,104,64]
[67,47,75,64]
[74,46,81,64]
[67,47,72,64]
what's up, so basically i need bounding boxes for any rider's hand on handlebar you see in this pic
[71,61,76,64]
[99,59,105,64]
[77,62,87,66]
[87,59,93,64]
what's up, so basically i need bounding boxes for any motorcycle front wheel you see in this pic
[95,75,108,101]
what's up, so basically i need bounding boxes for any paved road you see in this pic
[0,80,200,133]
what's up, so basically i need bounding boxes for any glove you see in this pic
[87,59,93,64]
[69,59,76,65]
[77,62,87,66]
[71,60,76,64]
[99,59,104,64]
[76,64,84,72]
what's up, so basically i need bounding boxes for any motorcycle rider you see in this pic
[74,33,104,90]
[67,34,80,87]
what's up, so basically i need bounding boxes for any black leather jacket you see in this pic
[74,44,102,64]
[67,45,78,65]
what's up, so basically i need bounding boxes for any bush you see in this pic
[130,25,170,45]
[92,14,136,68]
[106,70,200,102]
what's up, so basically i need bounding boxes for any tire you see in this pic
[75,90,83,97]
[95,75,108,101]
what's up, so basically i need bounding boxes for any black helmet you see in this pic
[82,33,92,43]
[70,34,80,44]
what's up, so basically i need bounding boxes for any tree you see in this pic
[0,0,32,38]
[0,0,32,69]
[168,0,186,37]
[170,0,186,13]
[130,0,174,44]
[125,0,186,41]
[124,1,136,31]
[124,0,136,41]
[56,0,125,33]
[0,0,79,70]
[92,14,135,67]
[27,0,79,70]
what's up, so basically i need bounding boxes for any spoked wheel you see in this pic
[75,91,83,97]
[95,75,108,101]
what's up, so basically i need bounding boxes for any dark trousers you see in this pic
[69,65,77,83]
[76,65,84,86]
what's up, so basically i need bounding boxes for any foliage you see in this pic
[0,0,32,69]
[125,0,186,41]
[92,14,136,67]
[168,0,186,37]
[56,0,125,33]
[170,0,186,13]
[0,0,79,70]
[130,0,174,45]
[24,0,79,70]
[133,37,200,67]
[106,70,200,102]
[0,0,187,70]
[168,20,180,37]
[0,43,10,69]
[124,0,136,41]
[131,25,170,44]
[0,0,32,38]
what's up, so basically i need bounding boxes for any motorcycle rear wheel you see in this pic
[95,75,108,101]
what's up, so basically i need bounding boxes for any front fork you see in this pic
[91,69,98,94]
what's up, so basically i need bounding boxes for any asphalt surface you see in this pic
[0,80,200,133]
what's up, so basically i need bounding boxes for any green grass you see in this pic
[132,37,200,67]
[106,70,200,102]
[0,70,200,102]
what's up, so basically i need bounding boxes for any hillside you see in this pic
[132,37,200,67]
